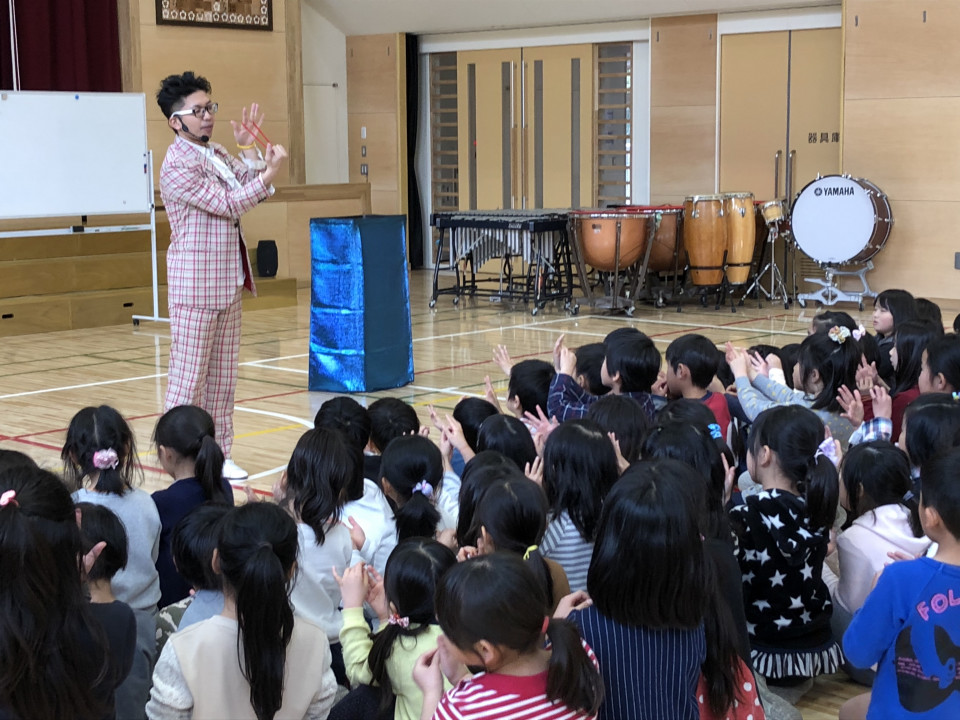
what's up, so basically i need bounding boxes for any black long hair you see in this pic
[217,503,299,720]
[171,504,231,591]
[452,398,499,452]
[282,428,355,544]
[588,460,742,716]
[924,334,960,392]
[368,539,456,718]
[875,289,918,338]
[902,393,960,472]
[542,419,619,542]
[0,466,110,720]
[154,405,229,504]
[469,477,555,604]
[62,405,141,495]
[796,330,860,411]
[641,422,730,540]
[748,406,839,532]
[891,320,939,396]
[455,451,524,549]
[586,394,650,466]
[380,435,443,541]
[435,554,603,715]
[840,441,922,536]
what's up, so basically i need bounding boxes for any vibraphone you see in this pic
[429,210,576,315]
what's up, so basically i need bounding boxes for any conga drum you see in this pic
[569,210,648,272]
[683,195,726,286]
[723,192,756,285]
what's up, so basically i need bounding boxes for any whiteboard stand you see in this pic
[132,151,169,326]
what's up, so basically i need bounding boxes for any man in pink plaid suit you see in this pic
[156,72,286,480]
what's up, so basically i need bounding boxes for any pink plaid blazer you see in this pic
[159,136,269,310]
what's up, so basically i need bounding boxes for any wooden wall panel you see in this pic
[843,0,960,299]
[649,105,716,205]
[346,33,407,216]
[650,15,718,205]
[843,98,960,203]
[860,200,953,295]
[719,32,789,198]
[844,1,960,100]
[651,15,718,108]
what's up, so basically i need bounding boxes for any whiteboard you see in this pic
[0,91,151,220]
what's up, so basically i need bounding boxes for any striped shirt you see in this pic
[541,512,594,592]
[435,645,599,720]
[572,606,706,720]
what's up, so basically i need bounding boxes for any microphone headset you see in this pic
[176,117,209,144]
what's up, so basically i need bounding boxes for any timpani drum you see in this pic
[791,175,893,265]
[624,206,684,273]
[683,195,726,286]
[570,210,648,272]
[723,192,756,285]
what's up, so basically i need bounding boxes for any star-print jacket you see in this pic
[730,488,833,645]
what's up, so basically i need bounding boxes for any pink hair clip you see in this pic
[0,490,18,508]
[92,449,119,470]
[852,324,866,341]
[387,613,410,628]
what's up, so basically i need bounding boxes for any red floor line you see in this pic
[415,350,546,377]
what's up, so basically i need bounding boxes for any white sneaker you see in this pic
[222,458,249,481]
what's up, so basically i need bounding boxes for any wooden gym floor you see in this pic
[3,268,955,718]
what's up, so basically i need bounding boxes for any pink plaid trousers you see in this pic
[165,288,243,456]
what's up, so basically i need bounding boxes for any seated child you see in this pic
[919,333,960,394]
[843,445,960,719]
[548,328,660,423]
[316,396,397,575]
[365,397,420,481]
[77,502,138,720]
[665,334,732,437]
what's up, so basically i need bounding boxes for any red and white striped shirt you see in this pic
[434,643,599,720]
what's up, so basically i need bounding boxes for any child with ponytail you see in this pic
[152,405,234,607]
[64,405,162,614]
[413,552,604,720]
[729,328,860,447]
[379,434,446,541]
[730,405,842,682]
[332,539,456,720]
[823,441,929,675]
[64,405,160,719]
[147,502,338,720]
[464,476,571,611]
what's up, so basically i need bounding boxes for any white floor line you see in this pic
[248,464,287,481]
[0,372,167,401]
[245,363,309,374]
[413,316,571,343]
[234,406,313,428]
[240,353,308,365]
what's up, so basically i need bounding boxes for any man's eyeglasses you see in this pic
[171,103,218,119]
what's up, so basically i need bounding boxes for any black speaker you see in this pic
[256,240,278,278]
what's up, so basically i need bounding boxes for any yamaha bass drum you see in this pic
[791,175,893,265]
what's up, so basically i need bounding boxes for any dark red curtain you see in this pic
[1,0,121,91]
